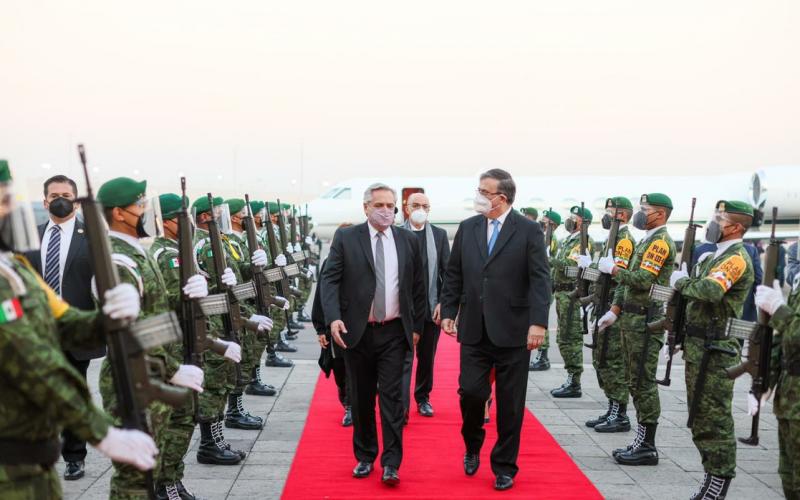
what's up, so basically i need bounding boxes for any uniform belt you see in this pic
[622,303,648,316]
[683,323,726,340]
[783,359,800,376]
[553,283,573,293]
[0,437,60,465]
[367,318,401,328]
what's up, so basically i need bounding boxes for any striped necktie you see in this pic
[44,225,61,294]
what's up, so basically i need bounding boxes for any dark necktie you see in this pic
[374,232,385,321]
[44,225,61,294]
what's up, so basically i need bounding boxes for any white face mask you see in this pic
[474,193,493,215]
[410,209,428,225]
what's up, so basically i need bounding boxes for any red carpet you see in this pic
[282,335,603,499]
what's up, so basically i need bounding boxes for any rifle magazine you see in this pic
[725,318,759,341]
[231,281,258,301]
[198,294,230,316]
[131,312,183,350]
[649,284,675,303]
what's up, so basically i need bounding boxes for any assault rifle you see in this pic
[565,201,591,334]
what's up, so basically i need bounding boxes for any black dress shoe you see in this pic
[494,474,514,490]
[64,460,85,481]
[382,466,400,486]
[417,401,434,417]
[265,352,294,367]
[464,453,480,476]
[342,406,353,427]
[352,461,373,478]
[275,339,298,352]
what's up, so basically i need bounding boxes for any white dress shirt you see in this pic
[368,223,400,322]
[714,238,743,258]
[486,206,513,244]
[39,216,77,294]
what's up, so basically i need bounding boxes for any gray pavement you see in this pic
[63,305,785,499]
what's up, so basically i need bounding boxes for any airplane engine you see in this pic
[749,166,800,226]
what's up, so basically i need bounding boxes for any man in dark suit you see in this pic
[320,183,425,486]
[440,169,550,491]
[26,174,103,481]
[400,192,450,420]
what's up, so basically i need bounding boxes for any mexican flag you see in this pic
[169,257,180,268]
[0,298,23,323]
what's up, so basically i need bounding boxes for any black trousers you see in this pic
[62,352,91,462]
[459,331,530,477]
[331,356,350,407]
[343,319,409,468]
[401,320,440,409]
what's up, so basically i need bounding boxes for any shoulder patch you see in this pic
[614,238,634,269]
[640,239,671,276]
[705,254,747,292]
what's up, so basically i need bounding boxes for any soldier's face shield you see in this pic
[0,179,40,253]
[215,203,233,234]
[142,196,164,240]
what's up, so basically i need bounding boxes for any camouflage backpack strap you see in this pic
[0,254,28,296]
[111,252,145,296]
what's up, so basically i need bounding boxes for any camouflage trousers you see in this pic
[0,464,61,500]
[779,418,800,500]
[619,313,663,424]
[157,396,195,486]
[591,321,629,403]
[235,328,258,393]
[197,352,235,422]
[296,276,312,312]
[100,359,173,500]
[684,338,740,477]
[555,292,584,382]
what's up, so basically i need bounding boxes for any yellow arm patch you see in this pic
[705,254,747,292]
[567,241,582,262]
[640,239,670,276]
[614,239,634,269]
[14,255,70,318]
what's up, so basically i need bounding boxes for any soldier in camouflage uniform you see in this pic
[530,209,561,371]
[290,206,315,324]
[520,207,538,222]
[97,177,205,499]
[755,251,800,500]
[190,196,247,465]
[263,201,296,367]
[582,197,636,433]
[151,194,242,499]
[597,192,676,466]
[0,162,157,500]
[670,200,755,499]
[550,205,594,397]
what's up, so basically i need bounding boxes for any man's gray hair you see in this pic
[363,182,397,204]
[479,168,516,204]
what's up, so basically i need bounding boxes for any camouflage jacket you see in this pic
[770,280,800,419]
[0,253,110,445]
[551,231,595,287]
[149,237,182,311]
[589,225,636,303]
[612,225,676,311]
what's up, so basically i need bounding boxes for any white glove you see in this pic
[286,244,294,254]
[94,427,159,471]
[747,389,773,416]
[305,269,314,279]
[597,310,618,332]
[273,295,291,310]
[251,249,268,267]
[103,283,141,320]
[218,339,242,363]
[274,254,288,267]
[294,243,302,252]
[169,364,204,393]
[249,313,274,332]
[597,250,617,275]
[755,280,785,315]
[305,236,314,245]
[221,267,237,287]
[182,274,208,299]
[577,250,592,269]
[661,343,681,359]
[670,262,689,288]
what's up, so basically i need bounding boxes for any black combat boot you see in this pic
[615,422,658,466]
[690,473,732,500]
[224,393,264,430]
[196,421,242,465]
[297,310,312,322]
[585,401,612,428]
[176,481,207,500]
[265,349,294,367]
[529,349,550,371]
[284,328,299,341]
[595,401,631,433]
[550,374,582,398]
[214,419,246,459]
[288,314,303,330]
[245,366,277,396]
[276,334,298,352]
[155,483,183,500]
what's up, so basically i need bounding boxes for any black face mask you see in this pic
[0,217,12,252]
[601,214,612,230]
[704,220,729,244]
[48,197,75,218]
[123,208,149,238]
[632,210,650,230]
[564,218,578,233]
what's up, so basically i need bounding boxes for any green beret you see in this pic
[520,207,538,218]
[159,193,185,219]
[606,196,633,211]
[542,209,561,226]
[192,195,224,214]
[281,203,291,211]
[249,200,265,215]
[0,159,11,183]
[569,205,593,222]
[716,200,754,218]
[267,201,280,215]
[97,177,147,208]
[640,193,673,210]
[225,198,246,215]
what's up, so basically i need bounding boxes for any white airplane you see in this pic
[306,166,800,245]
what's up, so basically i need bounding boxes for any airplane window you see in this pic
[321,188,343,199]
[333,188,351,200]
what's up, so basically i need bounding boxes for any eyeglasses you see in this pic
[476,188,501,197]
[409,203,430,210]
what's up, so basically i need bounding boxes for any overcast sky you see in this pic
[2,1,798,202]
